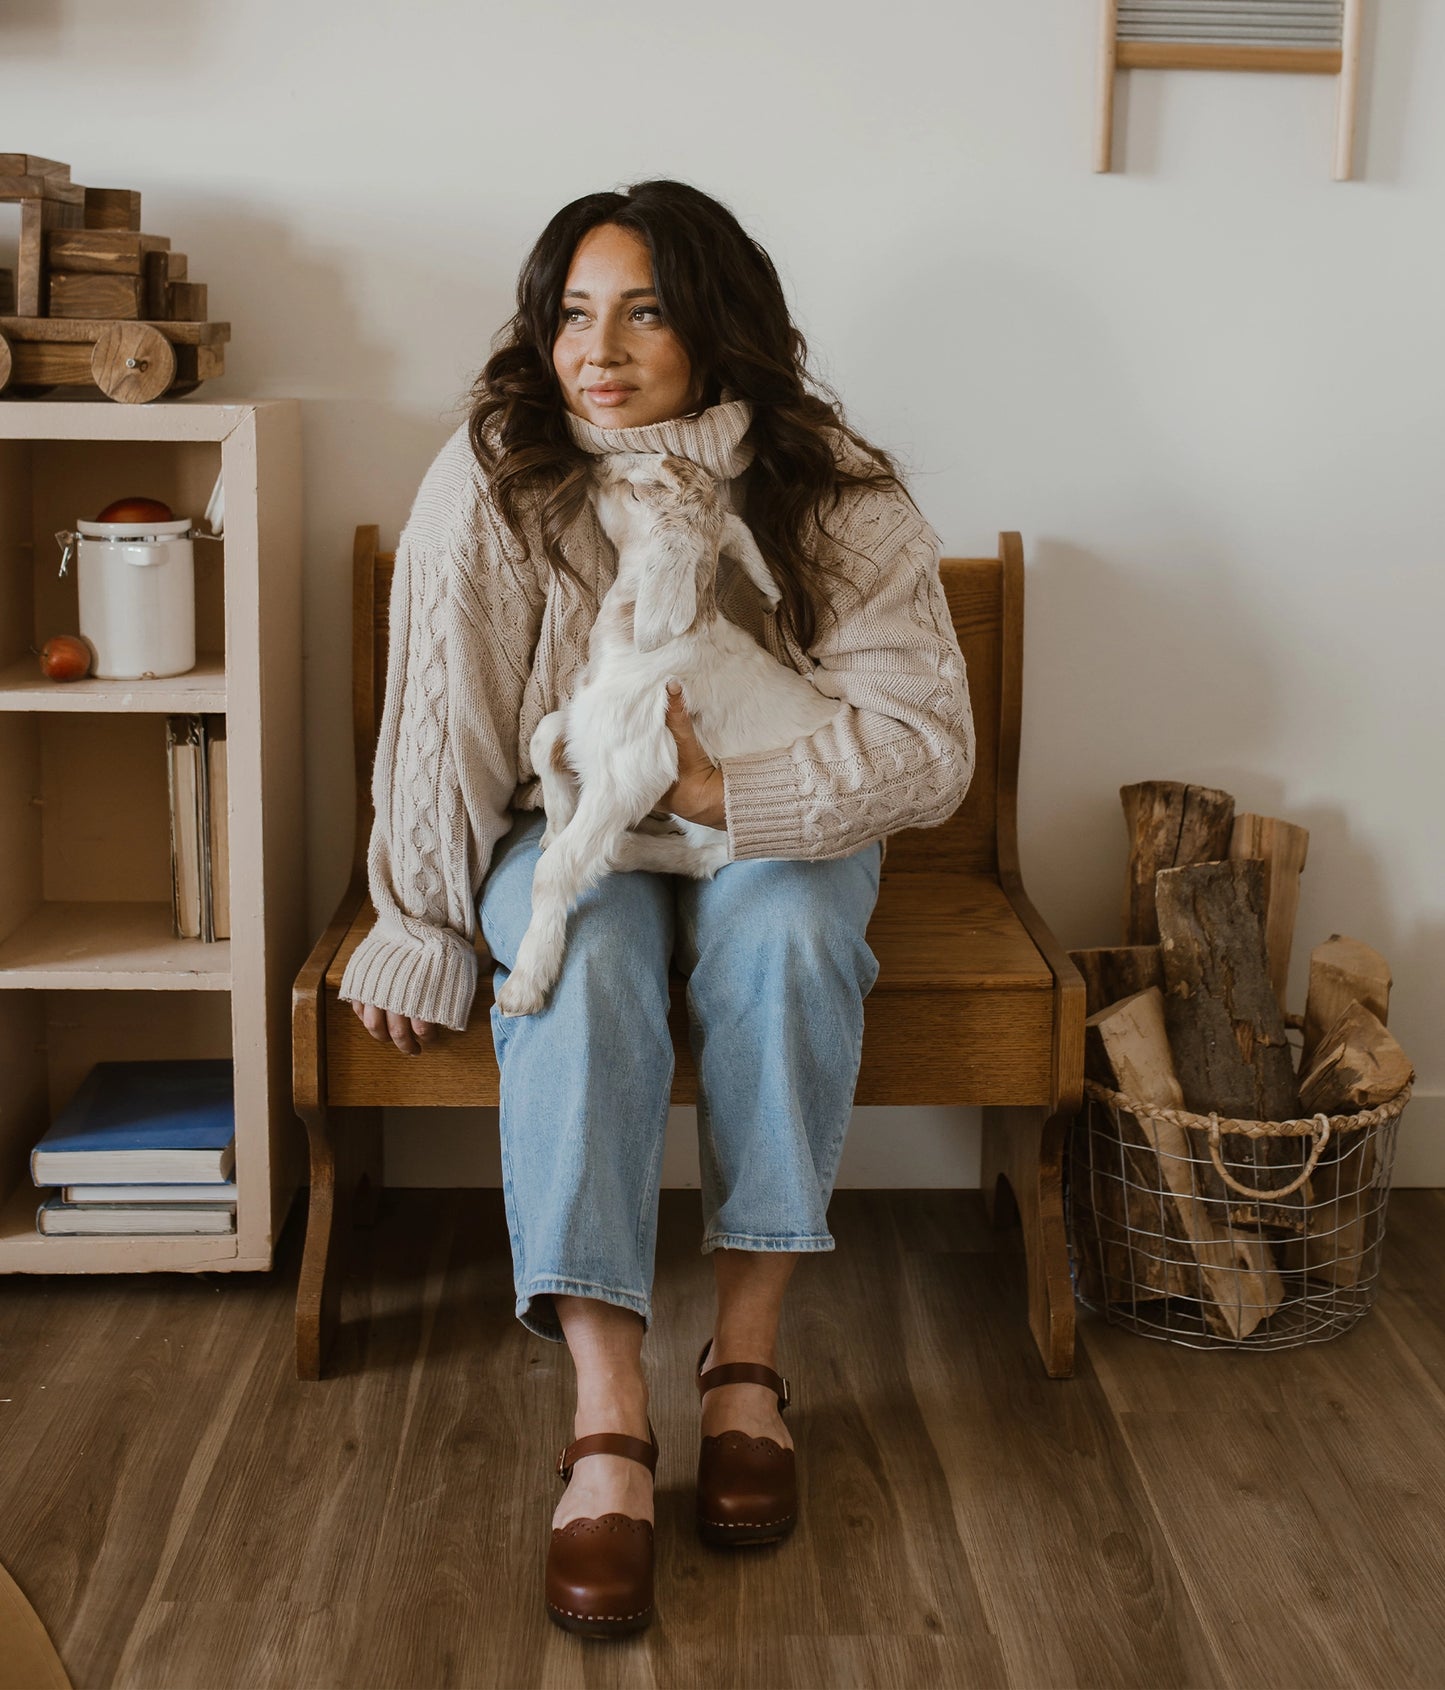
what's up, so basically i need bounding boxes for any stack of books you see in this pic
[167,713,229,941]
[31,1059,238,1236]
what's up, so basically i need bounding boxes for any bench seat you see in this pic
[321,869,1056,1109]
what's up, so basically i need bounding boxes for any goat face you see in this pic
[593,453,725,652]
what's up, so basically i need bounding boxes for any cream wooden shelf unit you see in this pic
[0,398,304,1273]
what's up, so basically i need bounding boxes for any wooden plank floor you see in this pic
[2,1187,1443,1689]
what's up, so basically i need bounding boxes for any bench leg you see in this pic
[980,1105,1076,1378]
[295,1100,340,1381]
[351,1105,385,1229]
[295,1103,384,1381]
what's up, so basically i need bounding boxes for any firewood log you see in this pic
[1087,989,1283,1337]
[1071,1107,1197,1307]
[1228,813,1309,1016]
[1288,999,1411,1290]
[1120,780,1235,945]
[1300,935,1391,1072]
[1289,936,1394,1284]
[1069,946,1164,1019]
[1298,1001,1412,1115]
[1155,860,1308,1232]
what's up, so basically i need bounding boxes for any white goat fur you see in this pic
[494,452,839,1017]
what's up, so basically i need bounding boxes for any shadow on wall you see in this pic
[2,0,219,62]
[160,195,518,938]
[1013,544,1442,1088]
[1108,0,1424,185]
[157,197,397,399]
[1016,534,1283,951]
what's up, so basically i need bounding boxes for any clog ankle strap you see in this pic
[695,1340,791,1412]
[556,1424,659,1484]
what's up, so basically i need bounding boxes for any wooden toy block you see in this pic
[45,229,171,275]
[0,154,70,179]
[48,272,146,320]
[83,187,142,231]
[143,249,171,320]
[17,195,83,316]
[167,281,209,323]
[0,172,83,206]
[6,339,97,385]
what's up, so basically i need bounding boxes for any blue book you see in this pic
[30,1060,236,1186]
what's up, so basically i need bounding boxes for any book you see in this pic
[36,1196,236,1236]
[62,1181,237,1204]
[205,714,229,940]
[166,714,209,940]
[30,1059,236,1185]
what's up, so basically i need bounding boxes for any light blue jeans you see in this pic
[478,808,883,1343]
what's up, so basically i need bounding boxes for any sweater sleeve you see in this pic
[719,499,975,862]
[337,425,544,1032]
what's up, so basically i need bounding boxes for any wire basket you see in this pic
[1067,1044,1414,1350]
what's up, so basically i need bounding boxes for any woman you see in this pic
[341,179,974,1639]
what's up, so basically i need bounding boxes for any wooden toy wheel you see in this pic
[91,322,176,403]
[0,330,11,394]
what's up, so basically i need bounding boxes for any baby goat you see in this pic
[495,451,839,1017]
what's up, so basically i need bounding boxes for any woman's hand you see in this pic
[351,1001,438,1056]
[660,679,726,830]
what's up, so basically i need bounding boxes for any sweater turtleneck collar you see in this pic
[564,396,755,481]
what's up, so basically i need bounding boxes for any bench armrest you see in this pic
[293,873,371,1113]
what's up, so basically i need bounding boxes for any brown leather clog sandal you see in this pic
[545,1424,659,1639]
[695,1340,797,1548]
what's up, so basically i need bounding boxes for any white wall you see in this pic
[4,0,1441,1186]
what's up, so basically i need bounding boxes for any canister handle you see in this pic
[55,530,78,578]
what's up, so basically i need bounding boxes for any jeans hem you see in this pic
[516,1277,652,1344]
[701,1232,836,1254]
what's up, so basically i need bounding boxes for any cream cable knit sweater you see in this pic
[339,398,975,1032]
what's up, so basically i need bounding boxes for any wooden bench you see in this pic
[293,527,1085,1381]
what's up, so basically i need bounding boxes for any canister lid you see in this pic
[77,517,194,540]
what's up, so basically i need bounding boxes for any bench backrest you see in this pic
[349,526,1025,880]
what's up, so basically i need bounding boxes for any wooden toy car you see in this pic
[1,153,230,402]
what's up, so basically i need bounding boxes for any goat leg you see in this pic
[496,789,639,1017]
[609,829,729,880]
[529,710,578,849]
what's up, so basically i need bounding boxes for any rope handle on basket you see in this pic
[1205,1113,1331,1200]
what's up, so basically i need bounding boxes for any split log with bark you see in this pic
[1120,780,1235,945]
[1084,988,1283,1337]
[1228,813,1309,1016]
[1154,859,1309,1232]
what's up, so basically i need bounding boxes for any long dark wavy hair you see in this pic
[468,179,905,651]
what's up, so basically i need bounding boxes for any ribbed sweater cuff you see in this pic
[721,749,806,859]
[337,927,479,1034]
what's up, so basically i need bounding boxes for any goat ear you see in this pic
[721,513,780,606]
[633,551,698,652]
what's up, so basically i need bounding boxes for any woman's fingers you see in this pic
[350,1000,436,1055]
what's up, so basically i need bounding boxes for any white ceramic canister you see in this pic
[55,516,197,679]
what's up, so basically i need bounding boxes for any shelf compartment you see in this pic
[1,435,227,677]
[0,652,226,711]
[0,988,241,1268]
[0,1180,239,1269]
[0,901,230,988]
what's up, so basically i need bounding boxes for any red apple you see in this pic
[39,635,93,681]
[96,497,174,524]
